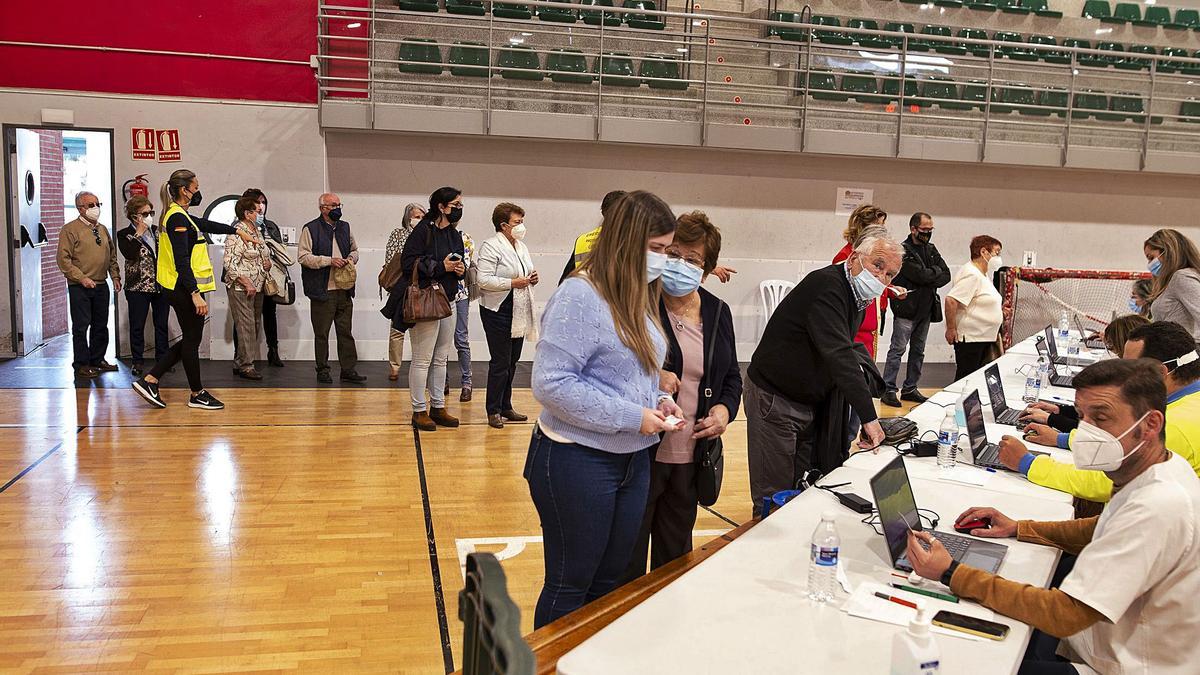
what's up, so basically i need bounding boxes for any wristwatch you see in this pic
[940,559,961,588]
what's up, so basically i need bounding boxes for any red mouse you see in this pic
[955,517,992,534]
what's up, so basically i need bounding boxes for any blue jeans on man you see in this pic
[883,313,932,394]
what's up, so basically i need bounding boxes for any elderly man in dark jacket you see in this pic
[881,212,951,407]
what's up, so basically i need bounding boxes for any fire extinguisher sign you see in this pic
[155,129,182,163]
[131,128,156,160]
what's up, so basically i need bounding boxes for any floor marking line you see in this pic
[414,427,454,674]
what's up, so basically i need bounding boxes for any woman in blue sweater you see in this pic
[527,190,685,628]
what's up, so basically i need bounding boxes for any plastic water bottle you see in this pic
[808,512,840,603]
[1067,334,1082,360]
[1058,311,1071,344]
[1024,355,1047,403]
[937,409,959,469]
[890,605,941,675]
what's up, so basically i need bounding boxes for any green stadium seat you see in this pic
[1082,0,1113,20]
[1110,2,1141,23]
[961,80,988,109]
[768,11,806,39]
[1040,87,1069,117]
[998,0,1030,14]
[1175,9,1200,28]
[994,31,1035,60]
[1159,47,1189,73]
[1072,90,1108,119]
[1023,0,1062,17]
[885,23,931,51]
[1100,92,1155,123]
[811,16,853,45]
[1144,6,1186,29]
[1075,40,1110,68]
[924,26,966,55]
[922,77,962,109]
[494,2,534,19]
[398,0,439,11]
[1029,35,1069,64]
[594,52,639,86]
[623,0,666,29]
[882,76,924,106]
[398,38,443,75]
[539,1,578,22]
[1004,85,1044,115]
[1119,45,1155,71]
[1186,51,1200,76]
[841,71,886,104]
[967,0,998,11]
[849,19,892,49]
[1096,41,1127,68]
[497,45,542,80]
[959,29,992,58]
[806,71,848,101]
[639,55,687,90]
[546,48,591,83]
[934,0,964,7]
[449,42,490,77]
[1181,98,1200,123]
[581,0,621,26]
[446,0,487,15]
[899,0,923,5]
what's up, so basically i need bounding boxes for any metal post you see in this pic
[1140,58,1158,171]
[798,15,812,151]
[368,3,376,129]
[895,37,908,158]
[486,10,495,134]
[981,43,995,162]
[1062,52,1078,168]
[596,18,606,140]
[700,22,710,144]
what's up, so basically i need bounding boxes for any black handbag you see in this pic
[694,300,726,507]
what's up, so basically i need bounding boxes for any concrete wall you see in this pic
[3,87,1198,366]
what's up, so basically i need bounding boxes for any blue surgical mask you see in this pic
[1148,257,1162,276]
[1128,298,1142,314]
[646,250,668,283]
[255,212,265,226]
[852,264,886,300]
[661,258,703,297]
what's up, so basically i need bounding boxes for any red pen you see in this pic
[874,591,918,610]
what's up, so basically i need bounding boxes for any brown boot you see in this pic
[488,414,505,429]
[501,409,528,422]
[429,407,460,428]
[412,412,437,432]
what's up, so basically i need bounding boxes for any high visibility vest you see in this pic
[571,226,602,267]
[158,202,216,292]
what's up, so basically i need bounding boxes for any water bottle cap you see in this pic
[821,510,837,521]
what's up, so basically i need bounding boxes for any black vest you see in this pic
[301,217,354,300]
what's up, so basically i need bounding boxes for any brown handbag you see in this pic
[403,260,452,323]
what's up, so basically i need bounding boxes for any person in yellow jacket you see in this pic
[998,320,1200,501]
[131,169,258,411]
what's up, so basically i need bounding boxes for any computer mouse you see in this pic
[955,517,991,534]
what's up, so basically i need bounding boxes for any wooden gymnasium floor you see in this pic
[0,383,926,673]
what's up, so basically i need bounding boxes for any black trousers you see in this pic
[621,458,698,585]
[1018,630,1079,675]
[67,282,110,368]
[480,295,524,415]
[125,289,170,365]
[953,340,994,381]
[150,287,206,392]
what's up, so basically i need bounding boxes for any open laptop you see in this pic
[984,364,1023,426]
[1042,325,1094,367]
[1036,338,1076,388]
[962,390,1048,471]
[1074,315,1107,350]
[869,455,1008,574]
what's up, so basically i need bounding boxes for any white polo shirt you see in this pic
[946,262,1002,343]
[1058,453,1200,675]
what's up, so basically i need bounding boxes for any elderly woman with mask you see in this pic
[384,203,427,381]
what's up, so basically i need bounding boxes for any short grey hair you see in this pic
[854,234,904,259]
[853,224,889,249]
[74,191,97,208]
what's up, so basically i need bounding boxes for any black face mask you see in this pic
[447,206,463,224]
[916,231,932,244]
[188,189,203,207]
[329,207,343,222]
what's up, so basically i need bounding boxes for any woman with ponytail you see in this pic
[131,169,258,410]
[525,190,685,628]
[1144,228,1200,344]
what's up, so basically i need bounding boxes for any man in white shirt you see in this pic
[906,358,1200,675]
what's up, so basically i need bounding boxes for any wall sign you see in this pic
[131,128,156,160]
[835,186,873,215]
[156,129,182,163]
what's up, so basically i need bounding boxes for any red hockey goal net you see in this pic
[999,267,1151,348]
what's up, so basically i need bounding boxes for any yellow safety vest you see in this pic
[157,202,216,292]
[572,226,602,267]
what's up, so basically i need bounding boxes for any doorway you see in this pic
[3,125,116,367]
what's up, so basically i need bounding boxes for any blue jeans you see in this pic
[882,313,932,393]
[449,297,472,387]
[524,426,650,628]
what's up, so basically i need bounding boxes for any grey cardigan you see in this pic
[1153,267,1200,344]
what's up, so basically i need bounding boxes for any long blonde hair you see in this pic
[159,169,196,227]
[844,204,887,244]
[1145,228,1200,302]
[576,191,676,374]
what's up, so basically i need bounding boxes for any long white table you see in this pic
[557,332,1106,675]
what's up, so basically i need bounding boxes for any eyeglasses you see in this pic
[666,248,705,269]
[81,202,101,209]
[138,211,155,218]
[90,226,102,246]
[321,203,342,209]
[916,228,934,234]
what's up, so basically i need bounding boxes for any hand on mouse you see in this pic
[954,507,1017,538]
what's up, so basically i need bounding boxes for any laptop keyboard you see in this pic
[930,531,972,560]
[996,408,1021,425]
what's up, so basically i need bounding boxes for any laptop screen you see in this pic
[869,455,922,566]
[1043,325,1060,359]
[984,364,1009,415]
[963,390,988,454]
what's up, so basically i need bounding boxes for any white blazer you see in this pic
[476,233,534,312]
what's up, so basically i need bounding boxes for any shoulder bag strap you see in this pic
[699,298,723,417]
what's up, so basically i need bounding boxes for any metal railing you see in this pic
[316,1,1200,169]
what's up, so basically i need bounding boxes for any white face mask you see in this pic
[646,250,668,283]
[986,253,1002,274]
[1071,412,1150,472]
[409,217,421,227]
[84,206,101,223]
[510,223,527,240]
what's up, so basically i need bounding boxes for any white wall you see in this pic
[4,87,1199,367]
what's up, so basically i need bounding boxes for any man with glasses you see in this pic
[881,212,951,407]
[56,191,122,378]
[299,193,365,384]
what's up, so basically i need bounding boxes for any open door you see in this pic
[10,127,45,354]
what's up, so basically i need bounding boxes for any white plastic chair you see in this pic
[760,279,796,324]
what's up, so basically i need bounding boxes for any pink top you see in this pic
[657,310,704,465]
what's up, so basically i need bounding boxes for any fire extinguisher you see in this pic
[122,173,150,202]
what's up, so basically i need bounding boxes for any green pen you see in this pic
[890,583,959,604]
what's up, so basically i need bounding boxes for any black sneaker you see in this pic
[317,370,333,384]
[340,370,367,384]
[188,390,225,410]
[881,391,902,408]
[132,377,166,409]
[901,389,929,404]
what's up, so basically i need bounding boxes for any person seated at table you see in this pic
[907,358,1200,675]
[1000,321,1200,503]
[1018,314,1151,436]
